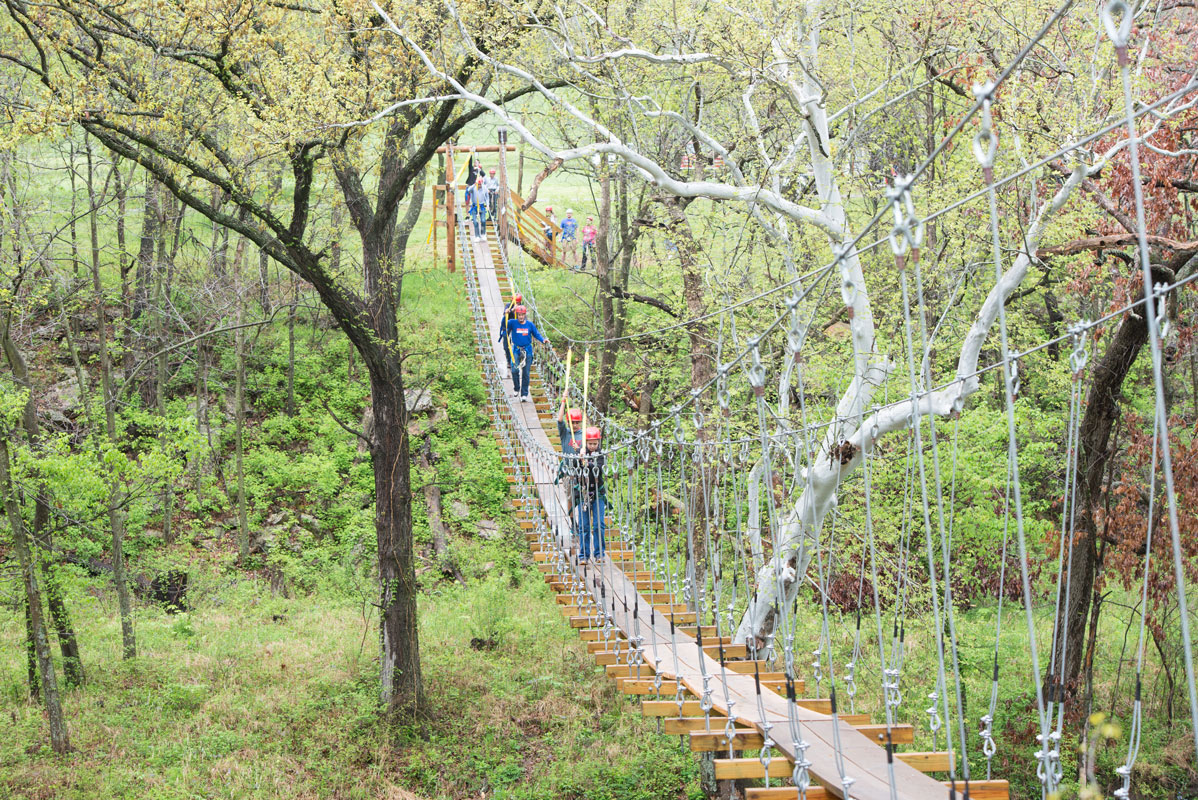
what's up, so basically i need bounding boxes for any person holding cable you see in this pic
[498,304,548,402]
[499,293,523,384]
[576,426,606,564]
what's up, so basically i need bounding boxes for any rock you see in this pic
[297,513,325,535]
[143,528,164,541]
[150,570,188,614]
[476,520,501,541]
[481,561,495,574]
[265,511,285,526]
[41,408,72,430]
[405,388,433,414]
[450,499,470,520]
[49,376,81,408]
[249,530,273,555]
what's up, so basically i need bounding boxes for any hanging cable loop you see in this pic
[1101,0,1133,56]
[971,82,999,177]
[748,346,767,395]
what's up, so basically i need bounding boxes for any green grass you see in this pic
[0,564,699,800]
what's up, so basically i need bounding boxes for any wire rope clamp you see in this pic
[748,345,767,397]
[971,82,999,183]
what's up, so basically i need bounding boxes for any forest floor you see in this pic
[0,561,699,800]
[0,265,700,800]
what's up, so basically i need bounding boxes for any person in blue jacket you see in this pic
[466,178,489,240]
[499,292,523,385]
[498,305,548,401]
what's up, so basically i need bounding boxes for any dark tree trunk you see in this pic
[1,439,70,752]
[1054,263,1172,695]
[25,597,38,699]
[134,177,159,318]
[370,370,423,715]
[661,196,715,568]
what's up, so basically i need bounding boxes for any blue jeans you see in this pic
[577,495,606,559]
[512,348,532,396]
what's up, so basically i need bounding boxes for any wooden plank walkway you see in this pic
[467,232,956,800]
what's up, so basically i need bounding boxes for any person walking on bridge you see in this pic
[499,305,548,401]
[576,427,606,564]
[485,168,500,220]
[555,402,584,547]
[499,293,523,384]
[467,178,489,240]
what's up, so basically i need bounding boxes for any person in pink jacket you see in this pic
[580,217,598,271]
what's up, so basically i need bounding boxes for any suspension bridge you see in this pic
[451,160,1005,799]
[425,4,1198,796]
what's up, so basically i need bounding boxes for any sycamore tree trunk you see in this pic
[594,170,619,413]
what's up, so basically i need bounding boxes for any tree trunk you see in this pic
[1,330,85,687]
[234,277,250,564]
[85,143,136,660]
[1,438,70,753]
[25,597,39,699]
[594,170,619,413]
[661,196,715,573]
[155,237,173,545]
[370,371,423,715]
[287,277,297,417]
[134,177,159,318]
[1055,263,1172,694]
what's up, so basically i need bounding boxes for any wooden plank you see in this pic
[663,717,750,735]
[642,698,832,717]
[623,677,804,697]
[896,751,954,773]
[691,715,899,752]
[713,757,792,780]
[743,781,1008,800]
[854,724,914,745]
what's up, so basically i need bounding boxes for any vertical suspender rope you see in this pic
[973,79,1056,797]
[1104,2,1198,756]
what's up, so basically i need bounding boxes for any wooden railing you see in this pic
[504,189,568,269]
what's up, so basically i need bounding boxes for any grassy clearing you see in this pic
[0,564,699,800]
[1,255,699,800]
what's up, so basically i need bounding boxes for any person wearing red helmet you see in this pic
[554,401,586,535]
[497,304,547,401]
[576,426,606,563]
[499,293,524,382]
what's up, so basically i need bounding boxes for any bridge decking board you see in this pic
[467,233,947,800]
